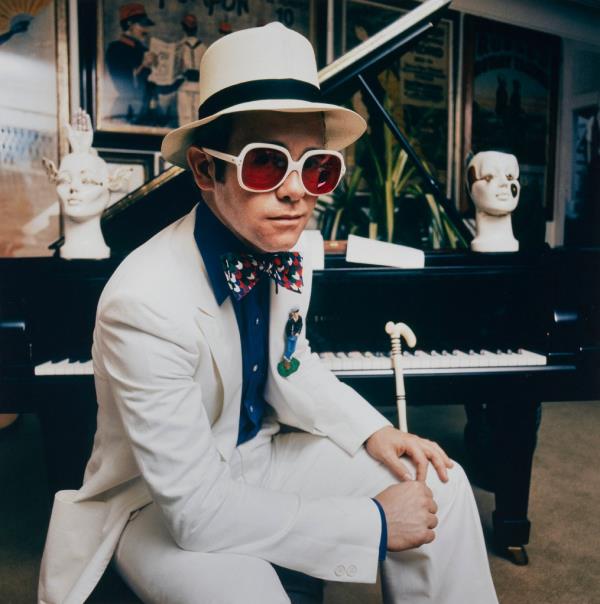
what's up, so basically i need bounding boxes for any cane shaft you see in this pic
[391,351,408,431]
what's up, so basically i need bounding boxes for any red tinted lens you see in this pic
[241,147,288,191]
[301,154,342,195]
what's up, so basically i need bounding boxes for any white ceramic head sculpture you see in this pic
[466,151,520,252]
[43,109,131,259]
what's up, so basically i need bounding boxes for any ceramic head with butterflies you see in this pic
[466,151,520,252]
[43,109,131,259]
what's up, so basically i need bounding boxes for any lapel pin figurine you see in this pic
[277,307,303,377]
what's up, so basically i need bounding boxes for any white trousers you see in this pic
[114,422,498,604]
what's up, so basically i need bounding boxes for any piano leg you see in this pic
[488,399,541,565]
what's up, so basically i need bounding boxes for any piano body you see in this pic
[1,0,598,565]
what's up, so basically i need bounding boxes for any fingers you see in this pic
[427,493,438,515]
[431,440,454,468]
[416,439,452,483]
[383,455,413,481]
[406,444,429,482]
[428,451,449,483]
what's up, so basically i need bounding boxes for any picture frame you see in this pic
[339,0,455,196]
[461,16,560,221]
[97,148,156,206]
[95,0,315,136]
[564,104,600,245]
[0,0,70,257]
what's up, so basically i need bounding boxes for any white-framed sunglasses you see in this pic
[201,142,346,196]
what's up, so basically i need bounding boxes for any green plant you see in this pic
[315,165,368,241]
[356,94,467,249]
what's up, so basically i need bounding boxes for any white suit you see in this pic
[38,206,498,604]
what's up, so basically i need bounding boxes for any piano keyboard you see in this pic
[35,359,94,376]
[317,349,547,376]
[34,349,546,377]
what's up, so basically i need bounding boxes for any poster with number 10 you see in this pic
[97,0,313,135]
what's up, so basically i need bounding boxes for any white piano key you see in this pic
[429,350,445,368]
[363,351,377,369]
[50,359,70,375]
[518,348,547,366]
[319,352,334,369]
[502,349,516,366]
[452,349,470,367]
[477,349,494,367]
[65,361,80,375]
[374,352,391,369]
[527,350,547,366]
[442,350,460,368]
[467,350,484,368]
[334,351,351,370]
[347,351,364,370]
[414,350,433,368]
[402,351,417,369]
[34,361,53,376]
[78,360,94,375]
[514,349,533,366]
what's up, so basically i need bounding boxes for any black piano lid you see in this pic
[319,0,452,102]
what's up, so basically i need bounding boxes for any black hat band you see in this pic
[197,79,323,120]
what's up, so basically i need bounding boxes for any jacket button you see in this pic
[334,564,345,577]
[347,564,357,577]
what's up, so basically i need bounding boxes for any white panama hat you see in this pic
[161,22,367,168]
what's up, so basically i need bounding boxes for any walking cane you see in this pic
[385,321,416,432]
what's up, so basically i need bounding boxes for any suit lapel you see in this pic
[173,207,242,459]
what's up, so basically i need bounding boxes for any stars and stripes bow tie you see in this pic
[221,251,303,301]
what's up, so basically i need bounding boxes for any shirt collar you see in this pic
[194,200,249,306]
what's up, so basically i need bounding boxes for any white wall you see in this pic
[450,0,600,46]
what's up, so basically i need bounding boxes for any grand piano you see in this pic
[1,0,598,567]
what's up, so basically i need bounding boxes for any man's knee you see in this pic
[425,459,473,511]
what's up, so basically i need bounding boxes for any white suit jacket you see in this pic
[38,206,391,604]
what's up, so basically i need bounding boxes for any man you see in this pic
[176,14,207,126]
[105,3,156,123]
[38,23,498,604]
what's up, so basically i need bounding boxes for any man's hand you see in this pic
[366,426,453,482]
[375,482,438,551]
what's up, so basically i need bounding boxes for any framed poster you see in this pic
[564,105,600,245]
[0,0,69,257]
[96,0,314,136]
[462,17,559,220]
[342,0,454,194]
[98,148,155,206]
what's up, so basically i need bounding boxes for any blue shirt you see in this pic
[193,201,386,560]
[194,201,270,446]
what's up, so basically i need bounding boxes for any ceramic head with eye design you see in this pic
[466,151,520,252]
[466,151,520,217]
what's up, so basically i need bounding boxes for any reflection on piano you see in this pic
[1,0,599,567]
